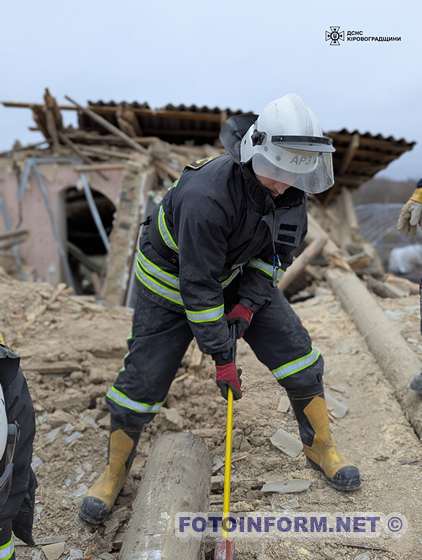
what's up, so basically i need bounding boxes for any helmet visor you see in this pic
[252,150,334,194]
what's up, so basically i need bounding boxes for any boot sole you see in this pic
[306,458,361,492]
[79,497,111,525]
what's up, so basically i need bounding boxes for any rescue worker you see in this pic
[0,338,37,559]
[398,179,422,393]
[80,93,361,525]
[397,178,422,236]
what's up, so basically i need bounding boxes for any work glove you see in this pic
[226,303,254,339]
[215,362,242,400]
[398,188,422,236]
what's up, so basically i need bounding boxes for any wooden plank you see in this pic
[64,96,148,155]
[338,133,360,175]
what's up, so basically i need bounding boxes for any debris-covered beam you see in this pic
[101,160,155,305]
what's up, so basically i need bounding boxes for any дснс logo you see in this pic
[325,26,345,46]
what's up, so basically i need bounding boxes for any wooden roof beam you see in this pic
[338,133,360,176]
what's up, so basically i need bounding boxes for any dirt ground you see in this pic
[2,267,422,560]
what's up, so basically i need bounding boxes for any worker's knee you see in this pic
[278,354,324,397]
[108,400,156,434]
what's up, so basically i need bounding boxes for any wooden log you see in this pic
[120,432,211,560]
[326,267,422,437]
[279,237,327,291]
[340,187,360,235]
[338,133,360,176]
[364,275,406,299]
[64,96,148,155]
[384,274,419,296]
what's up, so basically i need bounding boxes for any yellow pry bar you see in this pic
[222,387,234,540]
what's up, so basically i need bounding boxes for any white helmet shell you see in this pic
[0,384,7,462]
[240,94,335,194]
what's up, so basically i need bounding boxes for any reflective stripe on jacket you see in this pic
[136,154,307,356]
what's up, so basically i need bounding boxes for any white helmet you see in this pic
[240,94,335,194]
[0,384,7,463]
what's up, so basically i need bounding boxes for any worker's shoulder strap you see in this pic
[185,154,220,171]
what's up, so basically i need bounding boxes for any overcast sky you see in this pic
[1,0,420,180]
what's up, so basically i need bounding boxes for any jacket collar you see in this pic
[239,162,305,213]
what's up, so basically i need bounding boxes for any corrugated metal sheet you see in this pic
[76,102,416,193]
[328,128,415,187]
[78,101,244,145]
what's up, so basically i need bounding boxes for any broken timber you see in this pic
[102,161,155,305]
[120,432,211,560]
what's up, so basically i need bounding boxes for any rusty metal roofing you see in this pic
[77,101,244,145]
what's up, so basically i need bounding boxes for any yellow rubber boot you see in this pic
[289,393,360,491]
[79,429,137,524]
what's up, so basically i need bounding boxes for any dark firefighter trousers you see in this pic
[106,282,324,433]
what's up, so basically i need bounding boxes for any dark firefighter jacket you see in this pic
[0,346,36,545]
[136,115,308,358]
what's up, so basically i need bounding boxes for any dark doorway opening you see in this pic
[65,186,116,295]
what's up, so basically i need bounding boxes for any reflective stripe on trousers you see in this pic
[248,258,283,282]
[106,386,163,414]
[272,348,321,381]
[0,539,14,560]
